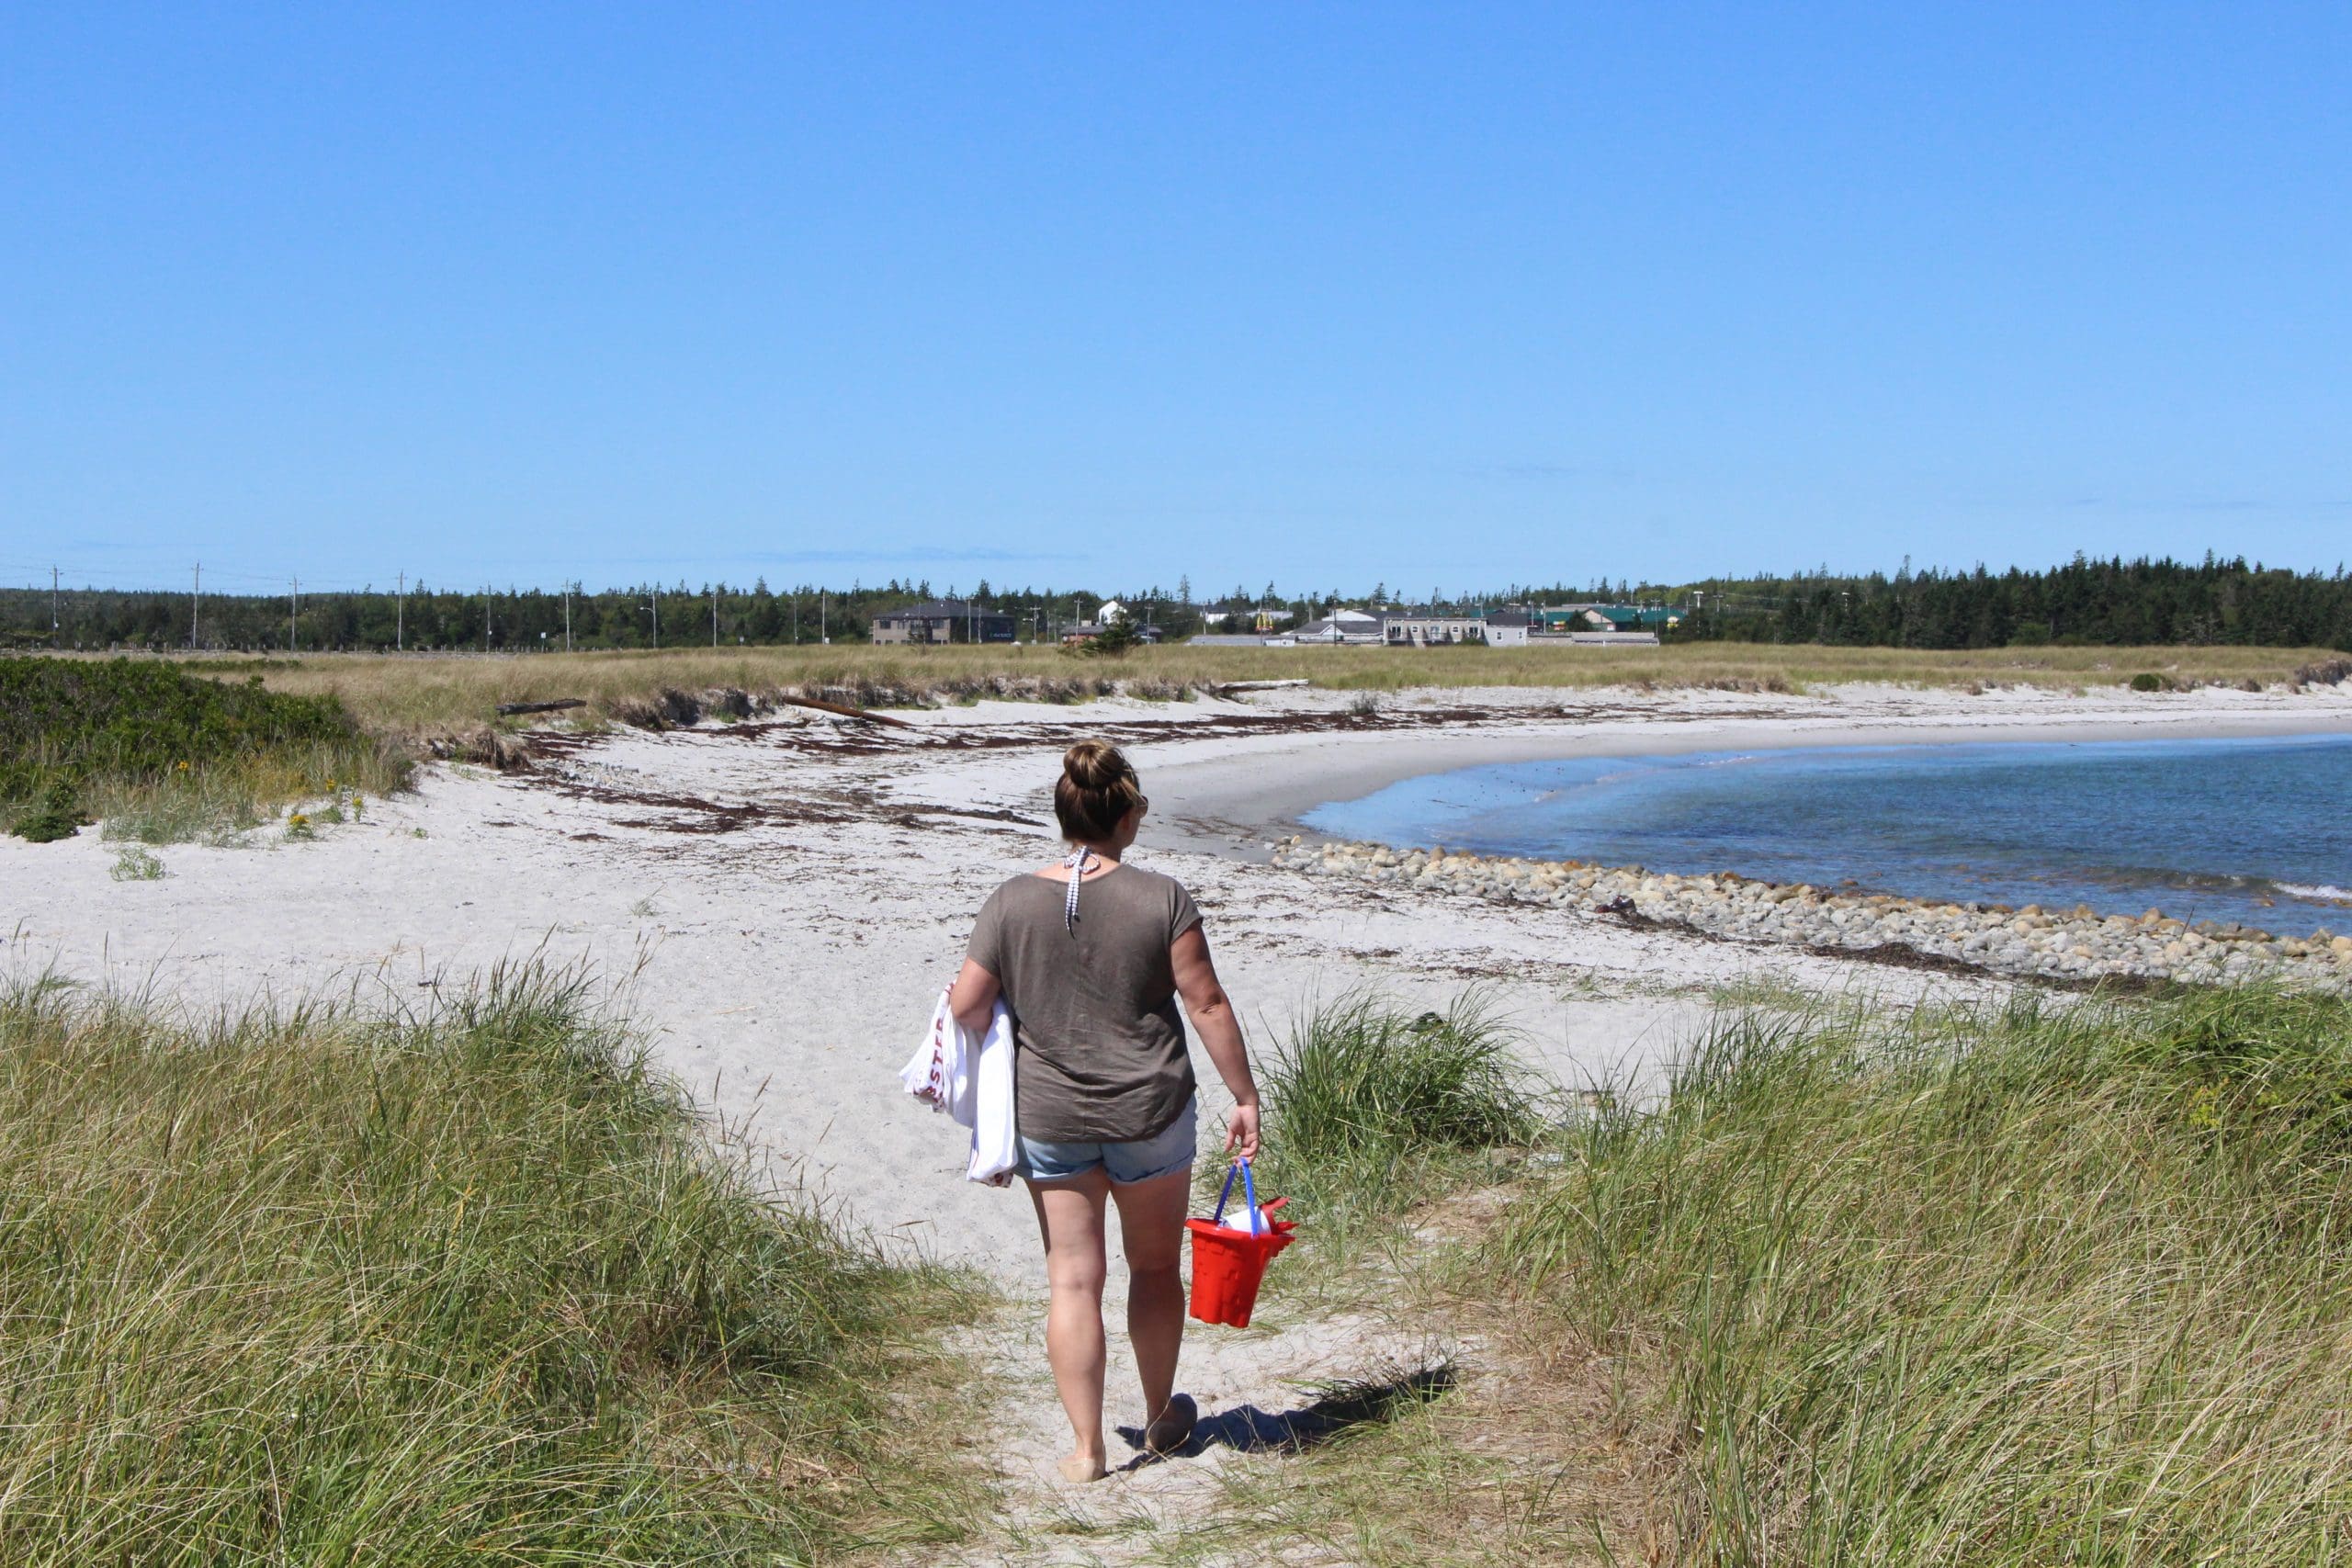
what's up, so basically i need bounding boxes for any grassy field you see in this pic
[0,964,984,1564]
[1182,986,2352,1565]
[38,641,2346,736]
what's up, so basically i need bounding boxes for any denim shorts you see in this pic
[1020,1096,1199,1185]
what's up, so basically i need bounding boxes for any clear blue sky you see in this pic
[5,4,2346,598]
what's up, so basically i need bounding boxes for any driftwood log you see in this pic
[493,693,916,728]
[774,695,917,728]
[1212,678,1310,696]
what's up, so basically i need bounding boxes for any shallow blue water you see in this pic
[1302,733,2352,932]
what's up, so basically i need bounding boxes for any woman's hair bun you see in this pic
[1062,738,1125,790]
[1056,739,1142,841]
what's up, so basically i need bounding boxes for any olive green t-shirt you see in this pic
[964,863,1203,1143]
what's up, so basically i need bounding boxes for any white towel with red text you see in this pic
[899,987,1019,1186]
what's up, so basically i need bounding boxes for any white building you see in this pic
[1381,609,1489,646]
[1483,610,1532,647]
[1289,608,1385,645]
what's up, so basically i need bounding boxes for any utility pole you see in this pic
[191,563,200,648]
[791,592,798,644]
[51,566,60,643]
[820,592,827,644]
[482,586,491,652]
[396,570,405,651]
[651,586,660,649]
[712,584,718,648]
[564,581,572,651]
[289,576,300,652]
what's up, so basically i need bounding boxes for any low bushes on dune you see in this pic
[0,655,406,840]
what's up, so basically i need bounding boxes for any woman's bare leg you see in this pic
[1027,1172,1112,1477]
[1109,1164,1193,1426]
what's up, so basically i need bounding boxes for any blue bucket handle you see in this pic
[1211,1157,1261,1231]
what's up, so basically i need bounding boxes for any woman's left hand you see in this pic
[1223,1100,1261,1163]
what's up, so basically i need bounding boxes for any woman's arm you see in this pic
[947,959,1001,1036]
[1170,925,1260,1161]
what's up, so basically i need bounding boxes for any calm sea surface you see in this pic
[1302,733,2352,932]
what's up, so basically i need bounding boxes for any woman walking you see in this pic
[948,739,1262,1483]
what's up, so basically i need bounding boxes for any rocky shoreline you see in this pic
[1272,838,2352,991]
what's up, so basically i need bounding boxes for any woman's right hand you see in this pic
[1223,1100,1261,1163]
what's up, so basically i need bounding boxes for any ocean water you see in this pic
[1302,733,2352,933]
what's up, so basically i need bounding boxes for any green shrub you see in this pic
[0,965,982,1562]
[2130,670,2170,692]
[10,780,85,841]
[1,656,405,840]
[1069,618,1140,658]
[107,844,164,881]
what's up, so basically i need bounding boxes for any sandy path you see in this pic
[7,680,2346,1559]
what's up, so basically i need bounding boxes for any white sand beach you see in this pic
[6,676,2350,1551]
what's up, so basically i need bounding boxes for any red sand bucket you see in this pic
[1186,1159,1295,1328]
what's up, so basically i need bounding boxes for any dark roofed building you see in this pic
[869,599,1017,644]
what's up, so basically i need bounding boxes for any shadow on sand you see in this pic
[1114,1361,1458,1468]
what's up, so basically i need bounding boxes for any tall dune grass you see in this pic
[0,964,983,1564]
[1250,991,1544,1280]
[1488,987,2352,1562]
[82,737,409,843]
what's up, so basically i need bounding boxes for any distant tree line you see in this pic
[0,577,1213,653]
[1657,556,2352,650]
[3,554,2346,652]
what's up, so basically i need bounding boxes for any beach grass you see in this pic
[0,963,987,1564]
[1182,986,2352,1563]
[1482,986,2352,1563]
[1216,990,1547,1308]
[24,642,2339,737]
[1251,989,1543,1252]
[1152,993,1604,1565]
